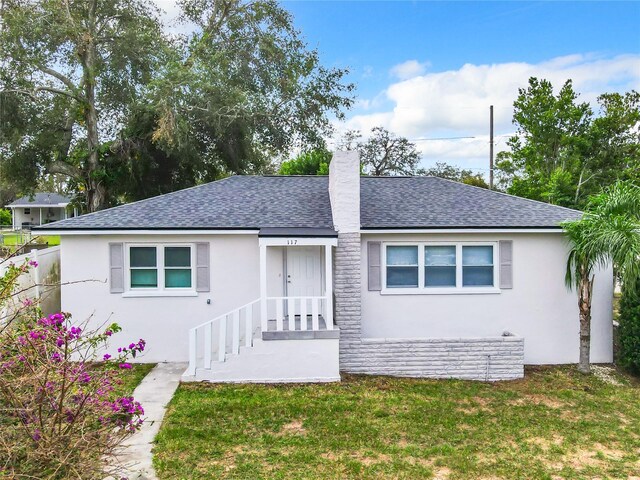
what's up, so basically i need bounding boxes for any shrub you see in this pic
[0,259,146,478]
[618,278,640,373]
[0,208,11,226]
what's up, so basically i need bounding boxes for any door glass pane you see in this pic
[425,246,456,266]
[165,247,191,267]
[463,266,494,286]
[387,266,418,287]
[425,266,456,287]
[462,246,493,266]
[165,269,192,288]
[131,269,158,288]
[130,247,157,267]
[387,246,418,265]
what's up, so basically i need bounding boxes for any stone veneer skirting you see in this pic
[333,231,525,381]
[342,336,525,381]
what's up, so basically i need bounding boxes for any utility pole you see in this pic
[489,105,494,190]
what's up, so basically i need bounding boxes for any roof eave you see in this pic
[360,226,566,233]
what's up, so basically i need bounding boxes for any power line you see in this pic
[411,136,476,141]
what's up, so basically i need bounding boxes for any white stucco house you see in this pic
[36,152,613,383]
[7,192,76,230]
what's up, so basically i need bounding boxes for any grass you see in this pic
[114,362,156,395]
[154,366,640,480]
[0,232,60,247]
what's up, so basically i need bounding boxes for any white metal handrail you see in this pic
[187,298,260,376]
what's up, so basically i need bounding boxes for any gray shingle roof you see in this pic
[39,177,334,230]
[360,176,581,229]
[8,192,71,207]
[37,175,581,231]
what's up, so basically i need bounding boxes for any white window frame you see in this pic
[122,243,197,297]
[381,241,500,295]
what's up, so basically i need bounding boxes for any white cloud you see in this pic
[152,0,196,34]
[389,60,430,80]
[340,53,640,173]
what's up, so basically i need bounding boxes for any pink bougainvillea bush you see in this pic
[0,260,146,478]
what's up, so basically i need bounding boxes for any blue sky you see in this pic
[282,1,640,172]
[283,1,640,101]
[157,1,640,172]
[283,1,640,102]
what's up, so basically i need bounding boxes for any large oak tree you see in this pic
[112,0,354,202]
[0,0,165,211]
[1,0,354,210]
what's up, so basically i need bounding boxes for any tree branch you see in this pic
[36,65,81,97]
[46,161,82,180]
[35,86,83,101]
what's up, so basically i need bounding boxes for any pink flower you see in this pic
[118,363,132,370]
[103,354,111,361]
[28,260,38,268]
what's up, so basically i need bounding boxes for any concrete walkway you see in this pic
[108,362,187,480]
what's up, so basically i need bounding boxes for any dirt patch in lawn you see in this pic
[525,434,565,451]
[508,394,566,408]
[562,443,627,470]
[457,396,493,414]
[277,419,306,436]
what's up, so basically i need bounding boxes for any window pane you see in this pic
[130,247,157,267]
[131,269,157,288]
[425,266,456,287]
[462,246,493,266]
[463,266,494,286]
[387,266,418,287]
[425,246,456,266]
[165,269,192,288]
[165,247,191,267]
[387,246,418,266]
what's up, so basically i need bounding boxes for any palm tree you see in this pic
[563,182,640,373]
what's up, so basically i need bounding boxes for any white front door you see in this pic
[286,246,323,298]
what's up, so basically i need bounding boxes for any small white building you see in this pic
[7,192,75,230]
[36,152,614,383]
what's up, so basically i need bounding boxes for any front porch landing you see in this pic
[263,314,340,340]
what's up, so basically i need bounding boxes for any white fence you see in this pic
[0,246,61,317]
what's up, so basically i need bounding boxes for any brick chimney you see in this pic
[328,151,362,369]
[328,151,360,233]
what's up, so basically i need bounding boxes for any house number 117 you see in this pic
[287,239,298,245]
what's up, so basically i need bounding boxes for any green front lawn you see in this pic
[0,232,60,247]
[154,367,640,479]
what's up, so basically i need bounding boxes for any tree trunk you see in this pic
[577,267,594,374]
[81,0,107,213]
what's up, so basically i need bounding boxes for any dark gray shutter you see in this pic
[109,243,124,293]
[499,240,513,289]
[368,241,382,291]
[195,242,210,292]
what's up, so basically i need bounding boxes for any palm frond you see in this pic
[562,181,640,292]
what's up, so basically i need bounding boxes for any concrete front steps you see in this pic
[182,337,340,383]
